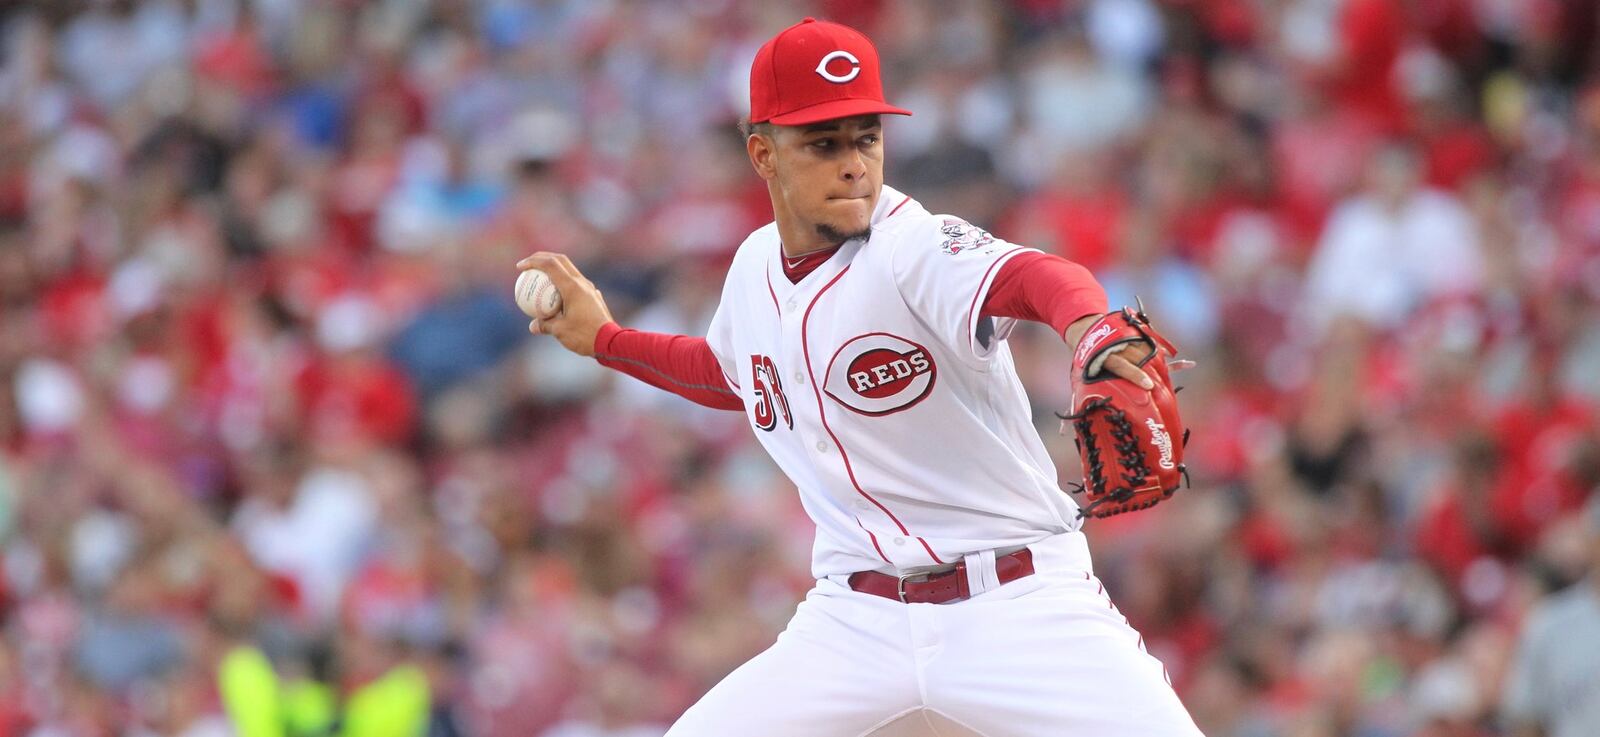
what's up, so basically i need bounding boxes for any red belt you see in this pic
[848,548,1035,604]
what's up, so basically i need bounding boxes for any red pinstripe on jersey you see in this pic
[803,266,943,566]
[855,516,889,564]
[962,246,1027,355]
[765,269,781,316]
[886,194,912,218]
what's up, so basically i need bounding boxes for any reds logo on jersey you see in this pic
[823,333,937,416]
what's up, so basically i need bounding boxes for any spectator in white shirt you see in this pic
[1302,144,1485,334]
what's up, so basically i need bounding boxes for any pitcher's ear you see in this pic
[747,128,778,181]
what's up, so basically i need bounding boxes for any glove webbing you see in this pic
[1073,410,1108,495]
[1107,407,1150,489]
[1065,398,1186,519]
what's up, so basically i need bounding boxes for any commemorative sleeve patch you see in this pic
[938,218,997,256]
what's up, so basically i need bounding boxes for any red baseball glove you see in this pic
[1060,304,1189,518]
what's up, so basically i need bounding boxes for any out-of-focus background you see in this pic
[1,0,1599,735]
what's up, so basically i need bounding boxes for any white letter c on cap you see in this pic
[815,50,861,83]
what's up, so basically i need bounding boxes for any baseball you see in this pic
[514,268,563,319]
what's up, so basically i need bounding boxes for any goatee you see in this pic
[815,223,872,245]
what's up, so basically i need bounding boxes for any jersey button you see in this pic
[794,371,804,384]
[787,300,798,311]
[815,440,828,453]
[893,537,906,546]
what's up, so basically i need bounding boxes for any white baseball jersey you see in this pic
[705,185,1081,578]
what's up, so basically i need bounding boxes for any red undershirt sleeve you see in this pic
[592,322,745,411]
[980,251,1108,341]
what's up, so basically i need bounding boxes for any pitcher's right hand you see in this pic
[516,252,614,357]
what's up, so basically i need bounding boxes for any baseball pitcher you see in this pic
[520,17,1200,736]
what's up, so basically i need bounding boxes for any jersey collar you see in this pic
[767,184,918,291]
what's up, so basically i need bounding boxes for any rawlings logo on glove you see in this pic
[1074,322,1118,365]
[1059,304,1189,519]
[1146,418,1175,470]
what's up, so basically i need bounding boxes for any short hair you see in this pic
[739,118,775,139]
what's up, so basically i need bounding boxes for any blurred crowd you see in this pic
[1,0,1599,735]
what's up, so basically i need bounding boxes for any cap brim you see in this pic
[764,98,913,126]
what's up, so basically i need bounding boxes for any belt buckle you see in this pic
[896,572,927,603]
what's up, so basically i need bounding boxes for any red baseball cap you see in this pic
[748,17,912,126]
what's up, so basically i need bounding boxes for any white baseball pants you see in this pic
[663,532,1204,736]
